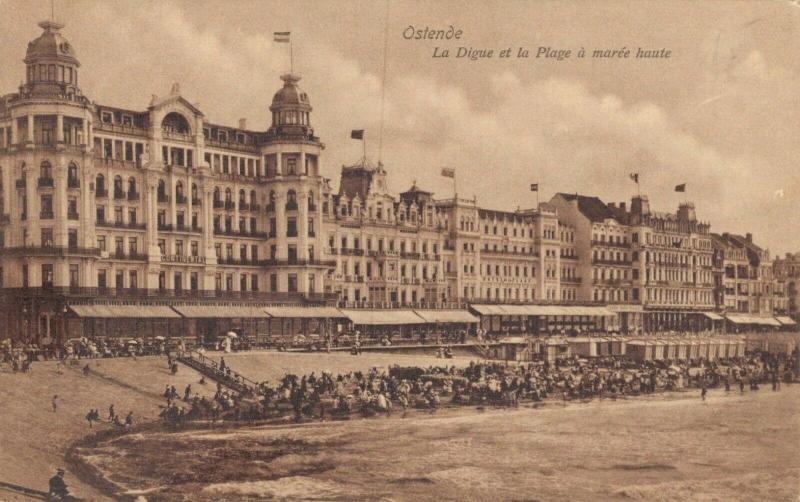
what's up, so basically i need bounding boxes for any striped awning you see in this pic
[413,309,479,323]
[262,306,346,318]
[172,305,270,318]
[68,305,180,318]
[341,309,425,325]
[776,316,797,326]
[703,312,725,321]
[469,304,614,317]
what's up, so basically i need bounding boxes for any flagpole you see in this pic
[290,39,294,74]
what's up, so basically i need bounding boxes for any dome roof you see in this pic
[25,21,79,66]
[270,74,311,109]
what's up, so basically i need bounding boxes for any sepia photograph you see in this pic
[0,0,798,500]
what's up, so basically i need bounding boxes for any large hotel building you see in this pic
[0,21,792,343]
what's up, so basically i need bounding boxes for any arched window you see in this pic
[191,183,198,201]
[40,160,52,179]
[157,179,166,197]
[225,188,232,202]
[176,182,184,197]
[238,189,246,203]
[250,190,257,205]
[161,112,191,134]
[213,187,221,202]
[67,163,78,182]
[128,177,136,194]
[95,174,105,192]
[267,190,276,211]
[286,189,297,210]
[307,190,314,208]
[114,175,123,191]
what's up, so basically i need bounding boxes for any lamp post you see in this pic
[60,304,68,347]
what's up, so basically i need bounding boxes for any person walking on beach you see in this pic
[700,382,707,401]
[51,394,58,412]
[108,404,116,422]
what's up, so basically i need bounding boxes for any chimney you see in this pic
[677,202,696,222]
[608,202,616,209]
[746,233,753,243]
[238,118,247,129]
[620,202,626,212]
[631,195,650,216]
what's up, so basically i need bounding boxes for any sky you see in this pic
[1,0,798,255]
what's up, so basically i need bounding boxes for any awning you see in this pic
[776,316,797,326]
[469,304,615,317]
[469,304,508,315]
[262,306,346,318]
[341,309,425,325]
[726,314,781,326]
[413,309,479,324]
[69,305,181,318]
[703,312,724,321]
[172,305,270,318]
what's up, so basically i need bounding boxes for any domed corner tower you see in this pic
[1,20,97,343]
[260,74,330,300]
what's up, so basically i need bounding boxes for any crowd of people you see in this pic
[158,348,798,426]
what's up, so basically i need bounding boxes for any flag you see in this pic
[675,183,686,192]
[629,173,639,183]
[274,32,290,43]
[441,167,455,178]
[350,129,364,140]
[530,183,539,192]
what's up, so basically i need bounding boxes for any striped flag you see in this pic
[350,129,364,140]
[675,183,686,192]
[629,173,639,184]
[441,167,455,178]
[274,32,290,43]
[530,183,539,192]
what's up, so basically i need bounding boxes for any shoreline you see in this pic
[65,384,794,500]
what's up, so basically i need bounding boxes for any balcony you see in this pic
[157,193,170,203]
[224,201,235,210]
[286,229,298,238]
[113,251,148,261]
[561,277,582,284]
[95,188,108,198]
[266,202,275,212]
[591,240,631,249]
[285,201,298,211]
[113,189,126,200]
[3,245,100,258]
[15,178,26,189]
[308,203,317,211]
[96,220,146,230]
[213,199,224,209]
[400,251,421,260]
[0,214,10,224]
[592,259,632,266]
[176,194,187,204]
[67,178,80,189]
[40,210,54,219]
[67,212,79,221]
[157,223,173,232]
[127,191,139,201]
[259,258,337,268]
[191,198,202,206]
[238,201,249,211]
[38,177,54,188]
[341,248,364,256]
[250,203,260,211]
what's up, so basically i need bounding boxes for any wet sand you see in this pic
[75,385,800,501]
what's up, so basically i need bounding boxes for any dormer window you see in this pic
[203,128,210,140]
[218,131,227,142]
[237,133,245,143]
[101,112,112,124]
[121,115,132,126]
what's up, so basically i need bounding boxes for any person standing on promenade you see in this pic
[51,394,58,412]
